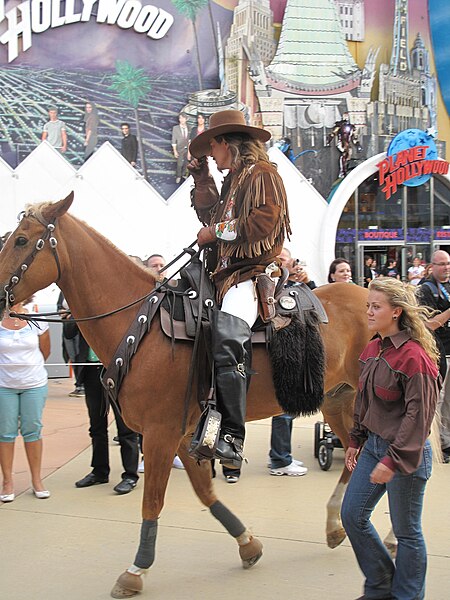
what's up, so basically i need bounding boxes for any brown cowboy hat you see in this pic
[189,109,271,158]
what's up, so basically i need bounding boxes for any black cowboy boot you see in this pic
[211,310,252,468]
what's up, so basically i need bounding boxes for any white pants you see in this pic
[220,280,258,328]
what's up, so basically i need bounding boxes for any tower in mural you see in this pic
[411,33,437,129]
[367,0,438,151]
[224,0,275,118]
[389,0,411,75]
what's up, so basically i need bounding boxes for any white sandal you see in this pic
[0,493,15,502]
[32,488,51,499]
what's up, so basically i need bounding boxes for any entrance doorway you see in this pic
[357,243,432,285]
[357,244,403,285]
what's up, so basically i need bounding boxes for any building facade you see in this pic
[334,0,365,41]
[225,0,276,117]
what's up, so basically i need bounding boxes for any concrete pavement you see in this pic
[1,378,449,600]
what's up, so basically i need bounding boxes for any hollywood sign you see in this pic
[0,0,174,62]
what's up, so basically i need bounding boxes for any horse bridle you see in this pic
[4,215,61,309]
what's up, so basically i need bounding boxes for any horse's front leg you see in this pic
[383,527,397,558]
[111,427,179,599]
[177,437,263,569]
[322,386,354,548]
[326,469,351,548]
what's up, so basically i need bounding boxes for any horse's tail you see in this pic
[269,312,325,416]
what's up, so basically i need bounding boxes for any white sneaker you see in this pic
[270,462,308,477]
[172,455,185,469]
[267,457,304,468]
[138,459,145,473]
[225,474,240,484]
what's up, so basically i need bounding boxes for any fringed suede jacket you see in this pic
[191,161,291,302]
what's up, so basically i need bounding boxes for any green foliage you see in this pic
[171,0,208,22]
[109,60,152,109]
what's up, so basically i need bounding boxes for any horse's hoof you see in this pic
[384,541,398,559]
[327,528,346,549]
[239,536,263,569]
[111,572,143,598]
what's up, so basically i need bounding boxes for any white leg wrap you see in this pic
[127,565,147,576]
[236,530,252,546]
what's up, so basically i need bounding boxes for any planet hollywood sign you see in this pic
[0,0,174,62]
[377,129,450,200]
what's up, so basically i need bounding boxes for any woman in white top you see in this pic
[0,300,50,502]
[408,256,425,286]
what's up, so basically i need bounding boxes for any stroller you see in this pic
[314,421,343,470]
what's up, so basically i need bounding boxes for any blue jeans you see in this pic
[341,433,432,600]
[269,414,294,468]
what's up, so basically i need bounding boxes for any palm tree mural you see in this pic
[171,0,209,90]
[109,60,152,179]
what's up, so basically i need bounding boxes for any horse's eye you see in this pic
[15,236,28,247]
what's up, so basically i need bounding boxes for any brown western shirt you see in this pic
[349,330,440,474]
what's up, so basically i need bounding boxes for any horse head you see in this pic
[0,192,74,318]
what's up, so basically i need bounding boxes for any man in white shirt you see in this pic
[42,106,67,153]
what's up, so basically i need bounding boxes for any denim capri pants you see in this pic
[0,384,48,442]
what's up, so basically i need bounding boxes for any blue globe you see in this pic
[386,129,437,187]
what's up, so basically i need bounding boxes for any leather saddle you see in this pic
[159,260,328,344]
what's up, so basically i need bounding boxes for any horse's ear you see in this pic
[42,192,74,221]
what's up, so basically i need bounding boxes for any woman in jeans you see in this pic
[342,278,440,600]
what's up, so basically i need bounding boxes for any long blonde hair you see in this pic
[368,278,439,364]
[215,133,271,170]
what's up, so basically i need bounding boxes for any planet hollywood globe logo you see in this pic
[377,129,449,200]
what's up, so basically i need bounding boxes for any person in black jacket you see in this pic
[57,291,84,397]
[120,123,138,166]
[63,315,139,494]
[417,249,450,461]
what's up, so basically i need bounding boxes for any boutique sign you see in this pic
[377,129,449,200]
[0,0,174,62]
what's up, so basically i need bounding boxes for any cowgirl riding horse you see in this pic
[188,110,291,468]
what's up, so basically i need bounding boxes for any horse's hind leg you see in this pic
[177,437,263,569]
[111,429,180,599]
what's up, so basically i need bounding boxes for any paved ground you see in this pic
[1,378,449,600]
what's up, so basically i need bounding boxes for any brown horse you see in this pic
[0,194,371,597]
